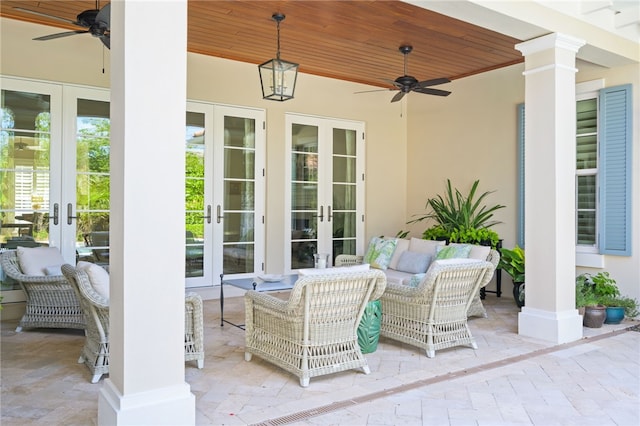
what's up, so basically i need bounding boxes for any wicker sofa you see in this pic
[244,268,387,387]
[61,264,205,383]
[336,237,499,318]
[1,250,85,332]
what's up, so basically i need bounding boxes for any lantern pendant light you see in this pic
[258,13,299,101]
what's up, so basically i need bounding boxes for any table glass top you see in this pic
[222,274,298,291]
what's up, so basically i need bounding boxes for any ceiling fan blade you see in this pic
[391,91,406,103]
[381,78,402,89]
[13,7,78,26]
[354,88,394,94]
[99,34,111,49]
[33,30,89,41]
[413,87,452,97]
[417,77,451,88]
[96,3,111,28]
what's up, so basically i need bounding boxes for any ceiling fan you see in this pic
[372,45,451,102]
[14,1,111,49]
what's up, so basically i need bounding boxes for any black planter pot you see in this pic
[513,282,525,308]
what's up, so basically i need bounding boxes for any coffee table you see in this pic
[219,273,298,329]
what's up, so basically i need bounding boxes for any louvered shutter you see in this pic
[598,84,632,255]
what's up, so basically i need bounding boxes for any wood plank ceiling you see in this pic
[0,0,524,89]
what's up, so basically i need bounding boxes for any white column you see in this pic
[515,33,585,344]
[99,1,193,424]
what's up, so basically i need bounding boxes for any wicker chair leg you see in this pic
[77,356,84,364]
[245,353,252,361]
[15,326,22,332]
[300,377,310,387]
[91,373,103,384]
[361,365,371,374]
[426,349,435,358]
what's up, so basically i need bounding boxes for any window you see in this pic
[517,83,632,257]
[576,97,598,248]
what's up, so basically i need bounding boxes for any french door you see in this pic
[185,102,265,288]
[1,78,110,301]
[284,114,365,272]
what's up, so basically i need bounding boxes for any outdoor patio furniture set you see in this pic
[1,238,497,387]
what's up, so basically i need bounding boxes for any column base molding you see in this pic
[519,306,583,344]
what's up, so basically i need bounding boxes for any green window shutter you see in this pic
[517,103,525,248]
[598,84,632,255]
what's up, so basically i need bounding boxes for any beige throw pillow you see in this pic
[16,246,65,276]
[77,261,110,301]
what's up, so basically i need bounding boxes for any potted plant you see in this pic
[409,179,505,248]
[575,272,637,327]
[497,245,525,307]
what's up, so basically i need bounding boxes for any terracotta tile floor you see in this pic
[2,295,639,425]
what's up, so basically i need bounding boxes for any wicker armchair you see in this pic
[1,250,85,332]
[244,269,387,387]
[61,264,205,383]
[380,259,495,358]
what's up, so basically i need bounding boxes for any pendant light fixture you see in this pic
[258,13,299,101]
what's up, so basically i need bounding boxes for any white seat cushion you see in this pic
[298,264,370,276]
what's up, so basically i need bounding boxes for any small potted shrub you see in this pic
[498,246,525,307]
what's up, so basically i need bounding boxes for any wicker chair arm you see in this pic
[334,254,364,267]
[61,264,109,309]
[245,290,290,312]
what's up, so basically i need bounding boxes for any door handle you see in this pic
[216,205,224,223]
[202,205,212,224]
[47,203,59,225]
[327,205,332,222]
[67,203,77,225]
[315,205,324,222]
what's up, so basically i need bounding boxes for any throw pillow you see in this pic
[396,251,431,274]
[363,237,398,270]
[403,273,426,288]
[387,238,410,270]
[408,238,446,256]
[16,246,65,276]
[435,244,472,260]
[44,265,63,276]
[298,263,370,276]
[450,243,490,261]
[77,261,110,300]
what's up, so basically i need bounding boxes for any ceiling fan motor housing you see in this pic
[395,75,418,91]
[76,10,100,27]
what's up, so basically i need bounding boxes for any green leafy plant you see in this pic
[498,246,525,283]
[410,179,504,248]
[599,295,639,318]
[449,227,500,248]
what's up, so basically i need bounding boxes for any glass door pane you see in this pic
[185,111,206,278]
[290,123,319,269]
[222,116,256,274]
[1,89,52,255]
[75,99,110,267]
[331,128,358,259]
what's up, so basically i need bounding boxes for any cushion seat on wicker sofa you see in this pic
[61,263,204,383]
[335,237,499,318]
[1,248,85,332]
